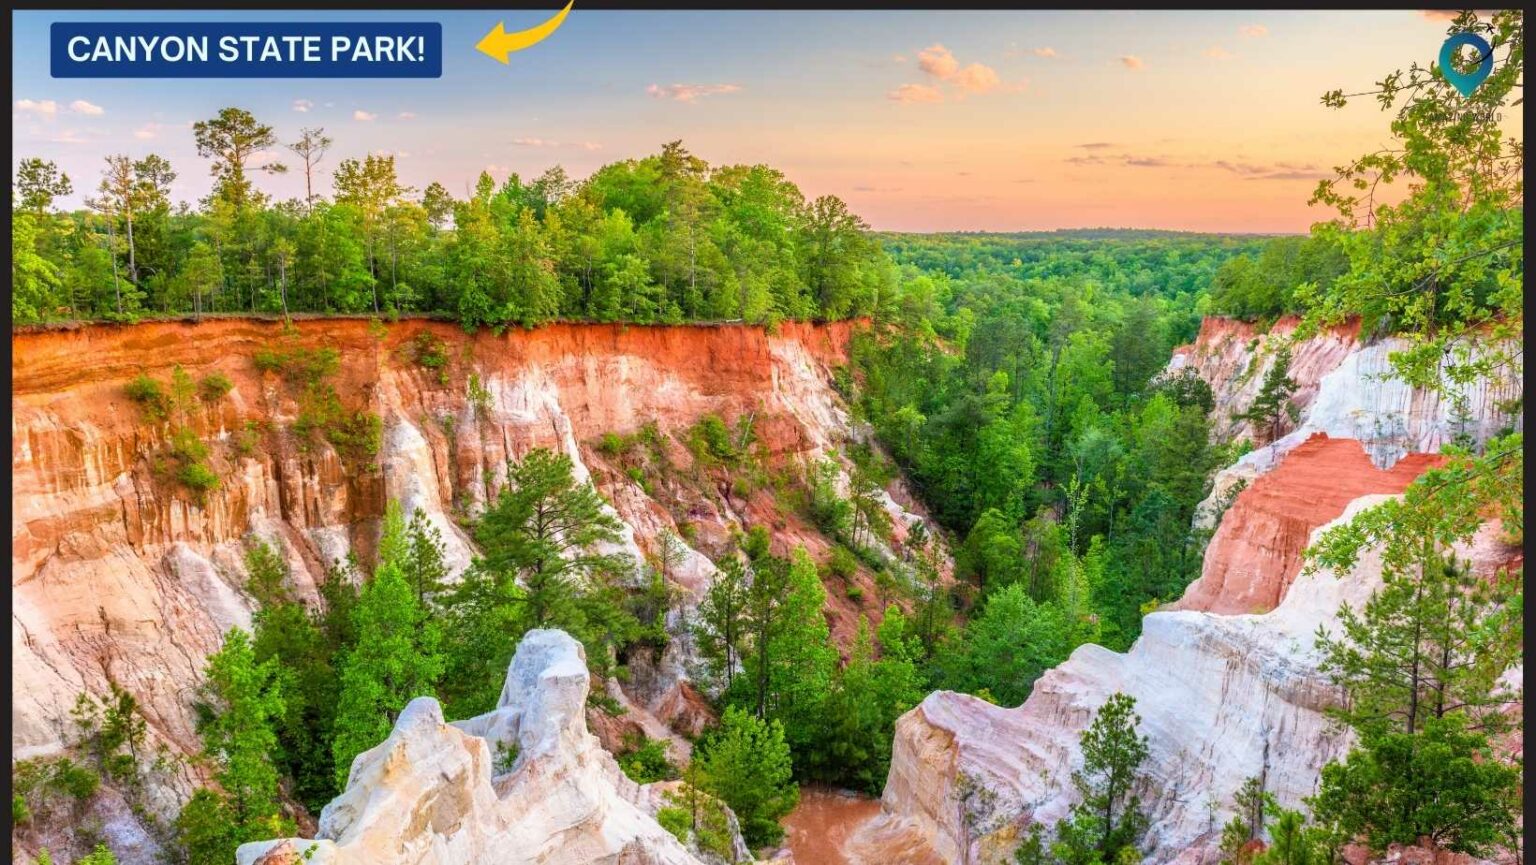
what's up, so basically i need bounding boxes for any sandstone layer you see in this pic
[11,319,932,820]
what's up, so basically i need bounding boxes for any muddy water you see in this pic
[782,786,883,865]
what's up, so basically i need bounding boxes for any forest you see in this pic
[9,10,1525,865]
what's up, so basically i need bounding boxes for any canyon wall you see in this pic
[11,318,929,816]
[854,319,1522,864]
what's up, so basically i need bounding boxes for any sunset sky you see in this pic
[10,9,1509,233]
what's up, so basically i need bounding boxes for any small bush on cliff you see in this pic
[616,733,678,784]
[124,375,171,421]
[198,372,233,402]
[252,345,340,385]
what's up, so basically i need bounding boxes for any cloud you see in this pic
[888,83,944,103]
[69,99,104,116]
[1205,46,1234,60]
[134,123,160,140]
[1124,156,1172,167]
[353,110,377,121]
[398,111,416,119]
[1120,55,1144,69]
[292,99,313,113]
[897,42,1007,102]
[951,63,1000,94]
[646,83,742,102]
[891,53,908,63]
[579,141,603,151]
[1213,159,1329,181]
[15,99,59,117]
[1077,142,1117,150]
[1239,24,1268,37]
[917,43,961,78]
[1034,47,1058,58]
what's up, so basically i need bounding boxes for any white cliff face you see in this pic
[238,629,728,865]
[852,505,1516,865]
[1179,321,1521,528]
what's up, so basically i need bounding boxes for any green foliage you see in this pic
[616,733,678,784]
[198,372,234,402]
[15,132,889,326]
[124,375,171,421]
[1207,235,1347,320]
[657,806,691,844]
[331,503,444,786]
[1310,715,1520,855]
[253,345,340,385]
[179,627,291,865]
[1233,344,1298,445]
[931,583,1071,708]
[695,706,798,848]
[1049,693,1150,865]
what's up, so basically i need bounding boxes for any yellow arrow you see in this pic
[476,1,575,64]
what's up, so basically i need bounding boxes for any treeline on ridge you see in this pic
[12,108,889,328]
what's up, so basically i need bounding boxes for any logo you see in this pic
[476,1,573,65]
[1438,32,1493,97]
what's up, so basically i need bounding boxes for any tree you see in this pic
[476,448,625,632]
[177,628,291,865]
[1234,345,1298,444]
[15,158,73,214]
[695,556,749,692]
[330,503,443,786]
[933,583,1070,708]
[12,212,63,323]
[1052,693,1150,864]
[1309,715,1520,856]
[193,107,287,212]
[286,127,333,212]
[695,706,798,848]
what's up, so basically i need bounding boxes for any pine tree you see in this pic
[695,556,749,693]
[1235,345,1298,445]
[695,706,798,848]
[1052,693,1150,865]
[477,447,624,630]
[177,628,290,865]
[330,503,443,787]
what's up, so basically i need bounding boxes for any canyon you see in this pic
[847,317,1522,864]
[11,316,928,860]
[10,315,1522,865]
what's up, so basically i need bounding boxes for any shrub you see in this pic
[125,375,170,421]
[828,546,858,580]
[198,372,234,402]
[845,585,865,602]
[686,414,737,465]
[656,806,690,844]
[253,345,340,385]
[617,734,679,784]
[232,421,262,458]
[409,331,450,369]
[177,462,220,494]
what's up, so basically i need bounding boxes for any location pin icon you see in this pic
[1439,32,1493,97]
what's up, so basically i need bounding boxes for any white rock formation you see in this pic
[851,503,1515,865]
[238,629,729,865]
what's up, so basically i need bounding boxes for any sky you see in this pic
[10,9,1509,233]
